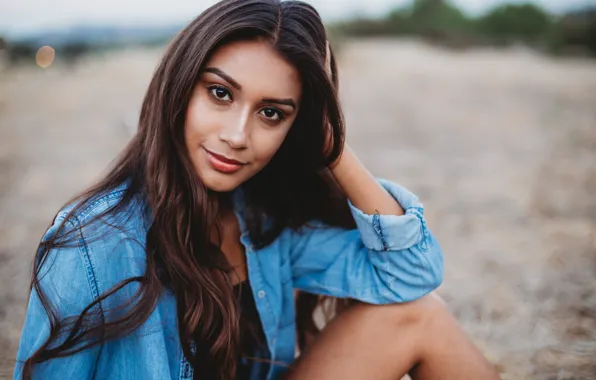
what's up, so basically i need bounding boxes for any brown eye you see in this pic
[208,85,232,102]
[259,107,284,121]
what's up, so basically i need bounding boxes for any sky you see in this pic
[1,0,595,36]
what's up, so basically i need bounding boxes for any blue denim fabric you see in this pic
[14,179,443,379]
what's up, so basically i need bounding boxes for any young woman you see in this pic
[14,0,500,379]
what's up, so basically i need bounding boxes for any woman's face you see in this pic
[184,39,302,192]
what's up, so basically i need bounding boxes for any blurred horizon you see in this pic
[2,0,595,64]
[1,0,594,37]
[1,1,596,378]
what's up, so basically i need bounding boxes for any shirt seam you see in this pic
[69,215,105,379]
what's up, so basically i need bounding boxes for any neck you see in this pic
[215,191,234,217]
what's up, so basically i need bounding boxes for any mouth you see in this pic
[202,147,247,174]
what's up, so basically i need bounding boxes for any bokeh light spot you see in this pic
[36,46,55,68]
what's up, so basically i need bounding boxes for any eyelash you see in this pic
[208,85,232,102]
[206,85,286,122]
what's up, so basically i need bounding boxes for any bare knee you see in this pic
[306,292,453,357]
[395,292,450,322]
[349,292,450,330]
[298,295,499,380]
[342,293,453,357]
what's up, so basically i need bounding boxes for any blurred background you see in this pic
[1,0,595,379]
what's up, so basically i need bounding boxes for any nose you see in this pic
[218,107,249,149]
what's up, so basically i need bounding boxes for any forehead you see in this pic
[203,39,302,102]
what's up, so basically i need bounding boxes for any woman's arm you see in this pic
[330,145,404,216]
[288,41,443,303]
[288,176,443,304]
[324,40,402,217]
[14,213,100,380]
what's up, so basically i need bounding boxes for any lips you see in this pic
[203,147,247,174]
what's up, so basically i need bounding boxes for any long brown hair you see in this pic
[22,0,354,378]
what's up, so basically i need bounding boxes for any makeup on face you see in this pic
[184,39,302,192]
[203,147,247,174]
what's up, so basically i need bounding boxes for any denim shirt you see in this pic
[14,179,443,380]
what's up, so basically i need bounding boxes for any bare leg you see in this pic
[285,294,500,380]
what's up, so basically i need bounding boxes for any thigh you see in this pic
[286,299,423,380]
[287,294,500,380]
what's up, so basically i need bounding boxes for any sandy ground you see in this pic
[1,39,595,379]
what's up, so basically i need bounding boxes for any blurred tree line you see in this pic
[331,0,596,56]
[0,25,178,67]
[1,0,595,67]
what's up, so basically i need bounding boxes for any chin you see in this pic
[199,172,242,193]
[204,182,238,193]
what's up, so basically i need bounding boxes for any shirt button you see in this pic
[257,290,266,298]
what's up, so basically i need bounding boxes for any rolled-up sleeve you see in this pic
[288,179,444,304]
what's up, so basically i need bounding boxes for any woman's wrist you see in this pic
[329,142,349,173]
[330,145,405,216]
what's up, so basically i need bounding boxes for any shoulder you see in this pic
[38,184,149,302]
[18,186,150,369]
[48,183,147,242]
[56,183,135,227]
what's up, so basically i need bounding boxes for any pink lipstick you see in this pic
[203,147,247,174]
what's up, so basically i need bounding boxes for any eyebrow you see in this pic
[203,67,297,110]
[262,97,296,110]
[204,67,242,90]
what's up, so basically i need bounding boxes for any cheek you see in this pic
[251,128,290,166]
[184,94,217,145]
